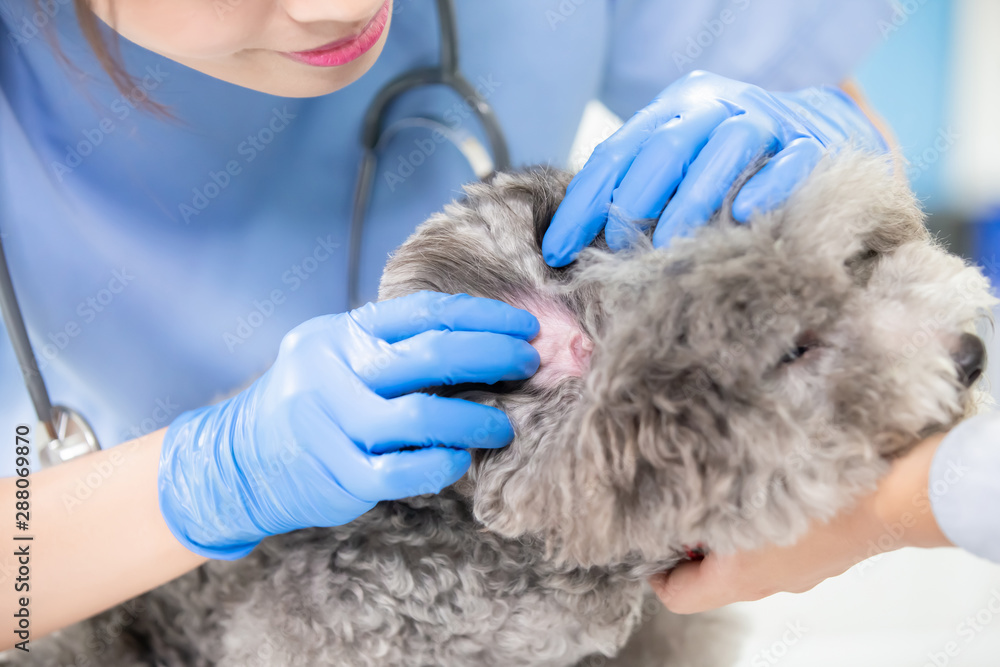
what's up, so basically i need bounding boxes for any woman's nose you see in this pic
[280,0,388,26]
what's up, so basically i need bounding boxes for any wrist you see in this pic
[871,433,952,551]
[778,85,888,153]
[158,400,262,560]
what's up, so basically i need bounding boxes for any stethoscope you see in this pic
[348,0,510,308]
[0,242,101,467]
[0,0,509,467]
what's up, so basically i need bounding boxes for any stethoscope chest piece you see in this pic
[38,405,101,467]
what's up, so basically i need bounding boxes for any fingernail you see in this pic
[732,190,761,223]
[516,310,541,338]
[470,412,515,449]
[514,343,541,377]
[544,249,571,267]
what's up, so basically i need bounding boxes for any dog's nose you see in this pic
[952,333,986,387]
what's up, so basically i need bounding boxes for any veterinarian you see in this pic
[651,413,1000,613]
[0,0,905,646]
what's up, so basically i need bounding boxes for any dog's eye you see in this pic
[779,331,820,365]
[780,346,811,364]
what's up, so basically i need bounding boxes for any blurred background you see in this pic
[855,0,1000,402]
[725,1,1000,662]
[567,1,1000,664]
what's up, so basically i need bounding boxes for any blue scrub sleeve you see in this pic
[930,412,1000,563]
[599,0,895,120]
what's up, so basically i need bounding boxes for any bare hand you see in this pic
[650,433,952,613]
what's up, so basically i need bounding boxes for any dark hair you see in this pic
[39,0,165,114]
[71,1,134,96]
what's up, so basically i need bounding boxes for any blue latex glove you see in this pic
[158,291,540,559]
[543,71,888,266]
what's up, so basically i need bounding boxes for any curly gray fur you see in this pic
[8,152,992,667]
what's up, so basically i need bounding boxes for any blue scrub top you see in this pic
[0,0,891,466]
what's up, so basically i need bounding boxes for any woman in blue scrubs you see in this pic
[2,0,963,647]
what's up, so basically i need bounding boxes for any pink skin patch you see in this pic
[511,296,593,385]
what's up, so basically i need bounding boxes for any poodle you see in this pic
[10,152,993,666]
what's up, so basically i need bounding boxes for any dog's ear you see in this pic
[468,357,735,567]
[380,167,575,301]
[466,266,725,566]
[464,382,590,549]
[754,152,928,264]
[514,167,571,252]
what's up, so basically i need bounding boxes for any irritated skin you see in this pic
[517,296,594,385]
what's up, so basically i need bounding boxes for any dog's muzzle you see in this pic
[953,333,986,387]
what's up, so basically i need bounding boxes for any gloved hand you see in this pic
[158,291,540,559]
[543,71,888,265]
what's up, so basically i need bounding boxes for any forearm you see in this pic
[872,432,953,551]
[926,413,1000,561]
[0,428,206,648]
[839,79,897,151]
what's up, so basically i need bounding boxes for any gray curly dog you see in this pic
[10,152,993,666]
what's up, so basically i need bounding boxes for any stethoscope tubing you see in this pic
[0,233,56,441]
[348,0,510,308]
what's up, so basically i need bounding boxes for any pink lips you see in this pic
[282,1,391,68]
